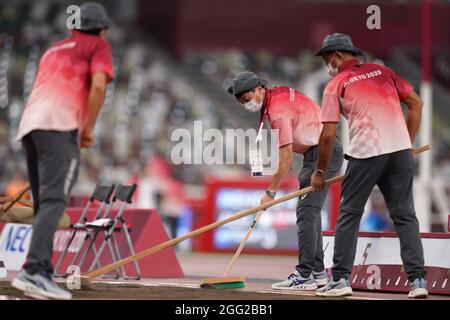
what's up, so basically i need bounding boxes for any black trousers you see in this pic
[22,130,80,275]
[331,149,425,282]
[295,140,343,277]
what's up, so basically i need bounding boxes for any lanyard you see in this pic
[256,105,269,144]
[256,121,264,144]
[251,95,269,177]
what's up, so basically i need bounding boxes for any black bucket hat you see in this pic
[315,33,363,56]
[78,2,112,31]
[227,71,268,96]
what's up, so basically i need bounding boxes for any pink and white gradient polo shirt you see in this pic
[321,59,413,159]
[17,30,114,141]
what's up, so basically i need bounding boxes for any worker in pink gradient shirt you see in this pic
[227,72,343,291]
[311,33,426,299]
[12,3,114,300]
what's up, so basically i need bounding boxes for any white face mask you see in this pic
[325,62,338,77]
[243,99,263,112]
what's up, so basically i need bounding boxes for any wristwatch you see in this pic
[266,190,276,199]
[315,168,326,176]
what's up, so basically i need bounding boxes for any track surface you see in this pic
[0,281,336,300]
[1,279,449,300]
[1,253,449,300]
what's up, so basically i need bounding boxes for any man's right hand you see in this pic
[80,127,95,148]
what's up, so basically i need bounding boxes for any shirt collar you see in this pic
[339,58,360,73]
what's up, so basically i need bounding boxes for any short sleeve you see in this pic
[90,40,114,83]
[321,82,341,123]
[270,116,293,148]
[391,71,413,102]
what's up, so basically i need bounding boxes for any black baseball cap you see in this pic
[315,33,363,57]
[227,71,268,96]
[78,2,111,31]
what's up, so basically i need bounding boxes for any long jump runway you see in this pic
[1,278,449,300]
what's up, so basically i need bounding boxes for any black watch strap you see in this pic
[266,190,276,198]
[316,168,326,176]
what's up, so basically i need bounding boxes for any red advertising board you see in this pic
[52,208,183,278]
[322,231,450,295]
[0,208,184,278]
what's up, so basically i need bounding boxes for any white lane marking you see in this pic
[89,280,389,300]
[100,280,200,289]
[0,295,22,300]
[346,296,387,301]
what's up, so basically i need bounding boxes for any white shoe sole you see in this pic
[316,287,353,297]
[11,278,72,300]
[272,283,318,291]
[408,288,428,299]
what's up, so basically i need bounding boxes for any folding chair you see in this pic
[73,190,126,279]
[70,193,126,279]
[54,184,115,277]
[85,184,142,280]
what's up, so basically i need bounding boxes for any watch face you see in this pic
[266,191,275,198]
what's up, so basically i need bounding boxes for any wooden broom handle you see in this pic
[83,145,430,280]
[2,184,31,212]
[412,145,430,155]
[219,146,431,277]
[223,210,264,277]
[83,175,342,279]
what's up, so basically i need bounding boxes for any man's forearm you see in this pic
[85,87,106,130]
[403,91,423,144]
[268,159,292,192]
[316,133,335,171]
[406,109,421,144]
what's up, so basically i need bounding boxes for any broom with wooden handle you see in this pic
[223,209,264,277]
[200,209,265,289]
[80,145,429,288]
